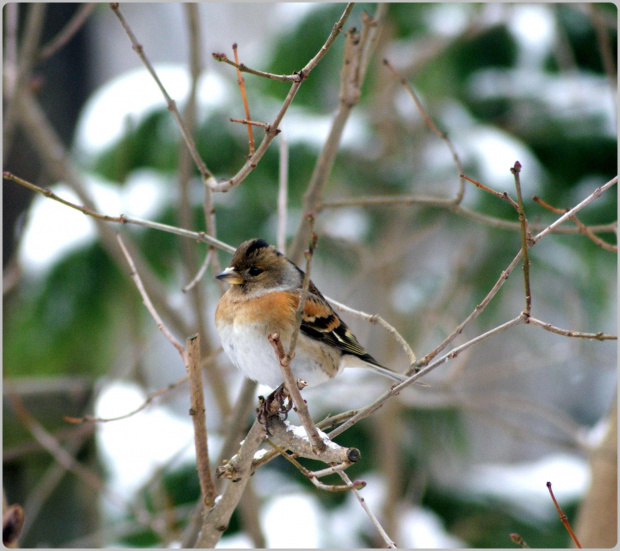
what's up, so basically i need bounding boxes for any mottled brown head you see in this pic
[216,238,303,296]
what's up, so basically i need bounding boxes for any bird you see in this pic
[214,238,407,389]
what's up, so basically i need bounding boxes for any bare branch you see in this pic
[268,332,327,454]
[116,234,187,360]
[197,419,266,547]
[186,334,217,508]
[327,297,417,366]
[232,43,255,156]
[533,194,617,252]
[321,193,617,236]
[208,3,355,193]
[511,161,532,315]
[527,317,617,341]
[288,5,386,262]
[462,173,520,210]
[212,51,301,82]
[532,176,618,244]
[277,131,289,252]
[383,56,465,203]
[339,471,397,548]
[3,171,235,253]
[38,3,96,61]
[547,481,583,548]
[266,416,360,466]
[64,374,189,424]
[3,3,47,156]
[109,3,216,186]
[331,315,526,439]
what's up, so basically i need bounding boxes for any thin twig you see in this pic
[116,233,187,359]
[214,80,300,192]
[527,317,616,340]
[229,117,271,130]
[383,57,465,203]
[300,3,356,78]
[3,3,47,157]
[328,297,417,366]
[109,3,216,187]
[268,333,326,454]
[38,3,96,61]
[277,131,289,253]
[511,161,532,315]
[532,176,617,244]
[233,43,255,156]
[270,446,361,491]
[211,52,301,82]
[462,173,520,210]
[3,171,235,253]
[288,4,385,262]
[213,5,354,194]
[289,218,318,359]
[547,481,582,548]
[64,374,189,424]
[331,315,526,439]
[339,471,397,548]
[321,193,617,235]
[183,248,214,292]
[533,194,617,252]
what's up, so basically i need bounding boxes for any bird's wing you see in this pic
[299,283,382,367]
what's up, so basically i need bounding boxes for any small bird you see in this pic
[215,238,407,389]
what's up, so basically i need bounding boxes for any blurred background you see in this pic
[3,3,617,548]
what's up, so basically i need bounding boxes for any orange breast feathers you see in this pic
[218,290,299,334]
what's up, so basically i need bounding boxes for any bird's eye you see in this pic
[248,267,263,277]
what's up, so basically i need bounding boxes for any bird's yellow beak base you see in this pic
[216,267,244,285]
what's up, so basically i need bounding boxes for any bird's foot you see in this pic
[256,379,307,431]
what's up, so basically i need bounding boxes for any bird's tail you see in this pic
[365,363,408,383]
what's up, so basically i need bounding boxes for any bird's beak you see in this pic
[215,266,244,285]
